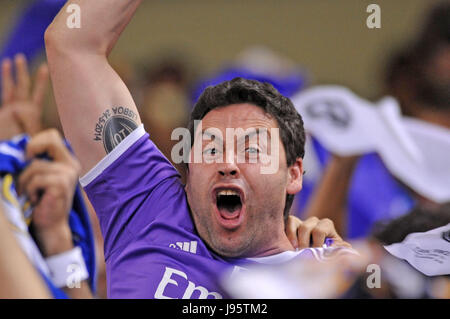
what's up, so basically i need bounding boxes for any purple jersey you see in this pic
[81,125,353,298]
[81,126,241,298]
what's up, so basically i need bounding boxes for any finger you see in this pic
[31,64,49,109]
[1,58,14,105]
[297,216,319,249]
[18,159,58,195]
[285,215,301,249]
[312,218,341,247]
[311,222,328,248]
[23,173,59,206]
[11,105,27,134]
[25,129,75,165]
[12,105,42,136]
[14,54,31,101]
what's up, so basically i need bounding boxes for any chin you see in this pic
[213,247,243,258]
[208,235,251,258]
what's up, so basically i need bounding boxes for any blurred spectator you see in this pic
[372,203,450,246]
[0,0,65,130]
[343,203,450,299]
[384,1,450,127]
[0,54,96,298]
[297,1,450,239]
[192,46,305,105]
[140,57,191,182]
[0,130,96,298]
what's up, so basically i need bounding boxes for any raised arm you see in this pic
[304,155,360,237]
[45,0,143,174]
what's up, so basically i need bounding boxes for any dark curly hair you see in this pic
[372,202,450,245]
[187,77,305,221]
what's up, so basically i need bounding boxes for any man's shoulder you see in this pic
[81,125,177,187]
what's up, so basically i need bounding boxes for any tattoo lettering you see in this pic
[93,106,138,153]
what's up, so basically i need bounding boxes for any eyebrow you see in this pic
[201,129,223,143]
[201,127,271,143]
[237,128,272,143]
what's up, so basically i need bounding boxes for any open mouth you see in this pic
[216,189,242,219]
[212,186,245,229]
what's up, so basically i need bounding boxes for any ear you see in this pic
[286,158,303,195]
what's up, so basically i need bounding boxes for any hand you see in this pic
[285,215,351,249]
[17,129,81,256]
[0,54,49,139]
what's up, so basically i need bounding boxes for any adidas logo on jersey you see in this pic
[169,241,197,254]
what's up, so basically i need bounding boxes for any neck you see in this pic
[250,234,295,258]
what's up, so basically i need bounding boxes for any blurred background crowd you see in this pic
[0,0,448,299]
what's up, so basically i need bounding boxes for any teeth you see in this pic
[217,190,239,196]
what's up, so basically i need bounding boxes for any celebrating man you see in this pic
[45,0,350,298]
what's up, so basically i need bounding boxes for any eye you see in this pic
[245,146,260,154]
[203,147,218,155]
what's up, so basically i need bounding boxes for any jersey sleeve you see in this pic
[80,125,186,259]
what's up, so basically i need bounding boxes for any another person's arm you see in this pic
[304,155,359,237]
[45,0,143,174]
[0,205,51,299]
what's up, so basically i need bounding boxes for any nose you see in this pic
[218,149,240,177]
[218,162,239,177]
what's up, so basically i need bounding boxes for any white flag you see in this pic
[384,223,450,276]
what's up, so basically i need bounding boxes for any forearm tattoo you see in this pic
[93,106,138,153]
